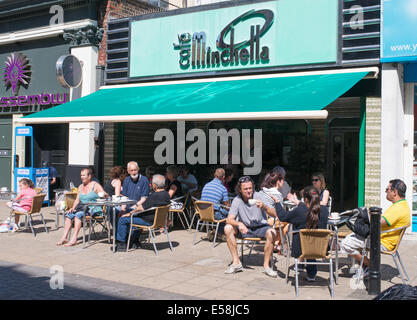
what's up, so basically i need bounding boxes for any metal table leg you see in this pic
[334,225,339,284]
[112,206,116,253]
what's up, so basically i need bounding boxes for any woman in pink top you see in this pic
[7,178,37,228]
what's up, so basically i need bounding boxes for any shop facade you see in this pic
[21,0,397,222]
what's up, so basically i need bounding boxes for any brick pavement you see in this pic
[0,201,416,300]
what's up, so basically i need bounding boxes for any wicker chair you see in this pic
[192,200,226,248]
[293,229,334,298]
[11,194,48,237]
[126,204,173,255]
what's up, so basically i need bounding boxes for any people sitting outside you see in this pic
[145,166,155,194]
[223,176,278,277]
[272,165,291,201]
[7,178,37,231]
[340,179,411,280]
[274,186,329,282]
[114,174,171,251]
[177,166,198,194]
[257,170,288,253]
[311,172,330,207]
[57,168,106,247]
[201,168,230,220]
[104,166,126,197]
[224,168,234,194]
[165,165,183,199]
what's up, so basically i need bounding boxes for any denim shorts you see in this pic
[66,211,85,220]
[237,225,271,239]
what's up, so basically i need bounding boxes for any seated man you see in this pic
[110,161,149,237]
[201,168,230,220]
[178,166,198,194]
[340,179,411,279]
[114,174,171,252]
[223,176,278,277]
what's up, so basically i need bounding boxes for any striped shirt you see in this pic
[201,178,229,211]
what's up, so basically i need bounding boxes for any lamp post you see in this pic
[368,206,382,295]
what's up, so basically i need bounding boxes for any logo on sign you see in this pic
[173,9,273,70]
[3,53,31,96]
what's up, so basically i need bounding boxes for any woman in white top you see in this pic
[257,170,290,253]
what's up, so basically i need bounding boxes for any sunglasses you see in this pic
[239,176,251,182]
[312,179,320,182]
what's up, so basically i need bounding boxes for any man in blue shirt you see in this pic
[201,168,230,220]
[111,161,149,246]
[120,161,150,213]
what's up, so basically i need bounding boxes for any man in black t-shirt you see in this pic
[114,174,171,252]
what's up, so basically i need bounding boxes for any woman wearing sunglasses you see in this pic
[311,173,330,207]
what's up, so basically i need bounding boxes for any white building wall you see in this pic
[380,63,414,233]
[68,46,99,166]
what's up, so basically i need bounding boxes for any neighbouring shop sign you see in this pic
[0,93,68,108]
[1,53,68,108]
[381,0,417,62]
[129,0,338,79]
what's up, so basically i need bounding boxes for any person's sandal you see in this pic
[224,263,243,274]
[56,240,68,246]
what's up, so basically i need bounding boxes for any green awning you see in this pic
[20,68,377,123]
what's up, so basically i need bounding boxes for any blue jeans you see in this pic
[213,207,228,233]
[116,216,152,243]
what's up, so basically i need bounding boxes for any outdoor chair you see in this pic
[356,225,410,285]
[169,194,191,229]
[291,229,334,298]
[189,196,201,231]
[85,207,111,246]
[34,187,43,194]
[57,191,77,228]
[192,200,226,248]
[126,204,173,255]
[11,194,48,238]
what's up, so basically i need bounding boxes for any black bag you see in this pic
[74,202,89,213]
[374,284,417,300]
[345,207,370,238]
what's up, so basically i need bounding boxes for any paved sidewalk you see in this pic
[0,201,416,300]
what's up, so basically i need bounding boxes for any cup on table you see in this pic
[248,199,257,206]
[330,212,340,219]
[98,191,105,198]
[120,196,128,201]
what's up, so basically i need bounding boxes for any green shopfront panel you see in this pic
[0,120,12,189]
[129,0,338,79]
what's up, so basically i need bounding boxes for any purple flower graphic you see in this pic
[3,53,31,95]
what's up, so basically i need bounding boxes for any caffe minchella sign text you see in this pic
[129,0,338,79]
[173,9,273,69]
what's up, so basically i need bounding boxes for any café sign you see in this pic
[173,9,273,69]
[129,0,338,79]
